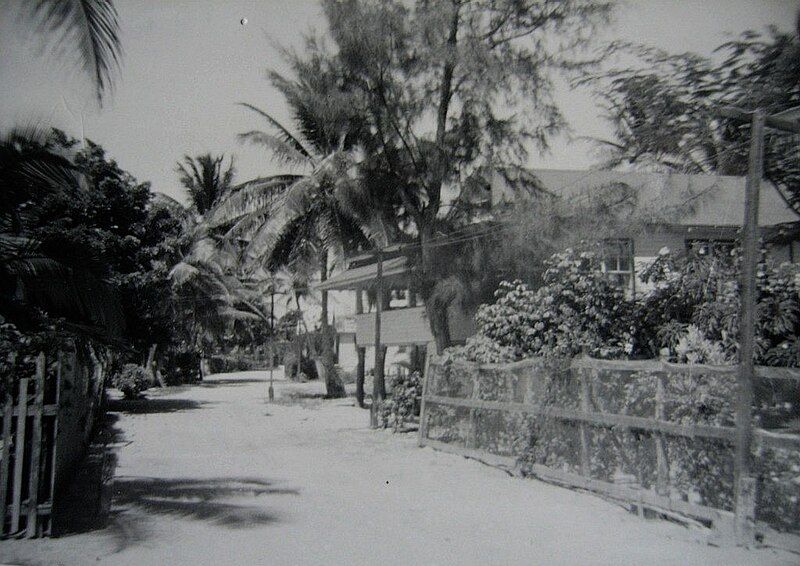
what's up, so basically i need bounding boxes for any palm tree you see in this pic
[176,153,236,215]
[18,0,123,104]
[208,90,392,398]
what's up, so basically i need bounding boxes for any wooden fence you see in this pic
[1,348,105,538]
[419,356,800,546]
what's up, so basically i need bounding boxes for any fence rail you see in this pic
[419,355,800,545]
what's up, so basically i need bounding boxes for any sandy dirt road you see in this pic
[0,371,795,565]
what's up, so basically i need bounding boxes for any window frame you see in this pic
[600,238,635,296]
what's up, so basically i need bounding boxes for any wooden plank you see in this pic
[0,395,13,536]
[420,437,517,470]
[754,429,800,451]
[423,433,734,527]
[525,463,731,525]
[578,367,591,477]
[754,366,800,382]
[424,395,737,442]
[756,523,800,555]
[10,378,28,534]
[10,405,57,417]
[417,345,433,447]
[26,353,45,537]
[48,351,63,524]
[466,367,480,450]
[661,361,737,374]
[573,358,663,372]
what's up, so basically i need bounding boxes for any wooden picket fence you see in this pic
[0,353,57,537]
[1,348,104,538]
[419,356,800,547]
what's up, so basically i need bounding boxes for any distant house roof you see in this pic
[492,169,798,227]
[316,256,409,292]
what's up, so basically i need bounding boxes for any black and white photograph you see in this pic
[0,1,799,564]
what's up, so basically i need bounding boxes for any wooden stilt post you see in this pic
[370,249,386,428]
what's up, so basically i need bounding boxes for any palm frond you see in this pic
[237,131,314,167]
[206,175,298,228]
[238,102,314,159]
[32,0,123,103]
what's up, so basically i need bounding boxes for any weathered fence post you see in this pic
[10,377,29,534]
[0,393,13,535]
[467,367,481,450]
[26,352,46,537]
[417,345,433,447]
[734,108,765,546]
[654,371,669,496]
[578,363,591,478]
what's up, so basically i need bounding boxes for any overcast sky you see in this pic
[1,0,797,203]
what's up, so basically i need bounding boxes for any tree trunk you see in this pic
[146,343,167,387]
[420,229,453,355]
[319,250,346,398]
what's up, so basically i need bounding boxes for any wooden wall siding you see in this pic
[356,306,433,346]
[419,356,800,545]
[355,305,476,346]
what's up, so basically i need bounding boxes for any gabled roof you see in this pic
[492,169,798,227]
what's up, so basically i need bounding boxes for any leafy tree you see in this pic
[285,0,614,354]
[585,26,800,213]
[0,128,125,340]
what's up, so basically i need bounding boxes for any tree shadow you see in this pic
[110,476,298,529]
[53,412,124,536]
[198,378,266,388]
[106,398,210,414]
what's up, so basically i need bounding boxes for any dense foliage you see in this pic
[450,246,800,367]
[380,371,423,432]
[587,26,800,214]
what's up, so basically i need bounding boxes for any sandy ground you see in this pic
[0,371,796,566]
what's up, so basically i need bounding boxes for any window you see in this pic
[686,239,736,262]
[601,239,635,294]
[600,239,635,293]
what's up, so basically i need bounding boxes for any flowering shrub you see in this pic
[443,334,517,364]
[673,325,732,365]
[112,363,151,399]
[639,252,800,365]
[474,249,635,360]
[455,247,799,368]
[380,371,423,431]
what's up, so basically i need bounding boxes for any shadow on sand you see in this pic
[106,397,209,414]
[198,378,266,388]
[53,406,299,553]
[101,476,298,552]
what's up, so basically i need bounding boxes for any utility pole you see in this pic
[719,105,800,545]
[734,109,765,546]
[268,288,276,402]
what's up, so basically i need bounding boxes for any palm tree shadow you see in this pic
[104,476,299,554]
[111,476,298,528]
[106,397,210,414]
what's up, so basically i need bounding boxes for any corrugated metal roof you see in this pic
[492,169,798,226]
